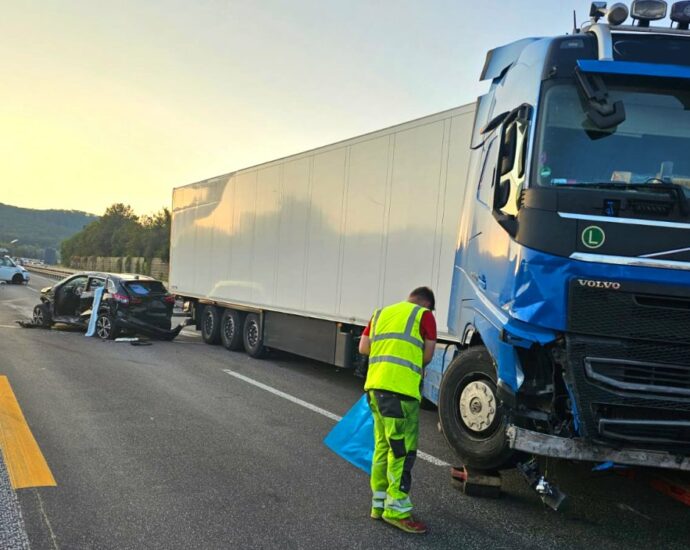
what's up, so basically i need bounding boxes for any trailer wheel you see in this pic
[243,313,266,358]
[220,309,245,351]
[201,305,221,345]
[438,346,515,470]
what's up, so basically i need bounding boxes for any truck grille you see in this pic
[599,419,690,445]
[568,280,690,345]
[585,357,690,397]
[565,336,690,449]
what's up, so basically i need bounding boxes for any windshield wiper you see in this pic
[556,182,689,216]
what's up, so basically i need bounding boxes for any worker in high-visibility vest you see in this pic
[358,286,437,535]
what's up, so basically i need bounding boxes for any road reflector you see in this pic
[0,376,56,489]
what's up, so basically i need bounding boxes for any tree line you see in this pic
[60,203,171,263]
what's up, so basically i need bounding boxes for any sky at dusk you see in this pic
[1,0,667,215]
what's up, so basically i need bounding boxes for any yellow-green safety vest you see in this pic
[364,301,427,401]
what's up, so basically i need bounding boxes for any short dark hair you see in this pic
[409,286,435,311]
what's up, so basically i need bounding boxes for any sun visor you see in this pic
[577,59,690,80]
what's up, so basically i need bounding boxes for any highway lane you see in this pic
[0,274,688,549]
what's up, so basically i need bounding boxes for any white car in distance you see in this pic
[0,256,30,284]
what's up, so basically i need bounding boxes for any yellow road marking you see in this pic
[0,376,56,489]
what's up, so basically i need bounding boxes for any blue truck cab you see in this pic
[425,1,690,472]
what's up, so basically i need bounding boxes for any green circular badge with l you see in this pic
[582,225,605,249]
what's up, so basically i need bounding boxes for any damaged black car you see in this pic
[32,271,186,340]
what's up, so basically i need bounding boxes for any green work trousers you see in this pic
[367,389,419,520]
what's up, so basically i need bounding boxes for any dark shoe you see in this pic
[383,516,427,534]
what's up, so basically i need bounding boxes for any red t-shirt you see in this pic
[363,310,437,341]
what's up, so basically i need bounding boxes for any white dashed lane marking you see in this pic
[222,369,450,467]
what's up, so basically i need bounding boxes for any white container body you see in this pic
[170,104,476,340]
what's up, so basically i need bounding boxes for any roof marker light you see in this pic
[671,1,690,29]
[631,0,668,26]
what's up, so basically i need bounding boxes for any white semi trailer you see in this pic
[170,104,475,372]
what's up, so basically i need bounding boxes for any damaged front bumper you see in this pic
[507,425,690,472]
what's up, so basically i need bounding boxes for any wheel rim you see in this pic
[204,313,214,336]
[247,320,259,348]
[459,380,497,433]
[223,316,235,342]
[96,316,111,339]
[34,309,43,324]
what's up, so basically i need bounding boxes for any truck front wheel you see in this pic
[243,313,266,358]
[438,346,515,470]
[201,305,221,344]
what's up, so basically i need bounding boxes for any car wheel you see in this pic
[96,314,119,340]
[201,305,221,344]
[32,304,53,328]
[12,274,23,284]
[220,309,245,351]
[242,313,266,358]
[438,346,516,470]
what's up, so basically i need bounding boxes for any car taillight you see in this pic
[164,294,175,304]
[113,293,130,305]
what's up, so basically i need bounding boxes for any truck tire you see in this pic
[243,313,266,358]
[96,313,119,340]
[201,305,221,345]
[220,309,245,351]
[32,304,53,328]
[438,346,515,470]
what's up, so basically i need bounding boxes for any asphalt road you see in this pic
[0,273,688,549]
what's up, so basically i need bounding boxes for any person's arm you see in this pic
[420,311,437,366]
[359,321,372,356]
[359,334,371,356]
[423,339,436,366]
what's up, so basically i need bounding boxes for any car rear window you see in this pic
[124,281,167,295]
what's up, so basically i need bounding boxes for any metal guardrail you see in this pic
[24,265,77,281]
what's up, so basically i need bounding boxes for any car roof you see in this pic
[73,271,160,282]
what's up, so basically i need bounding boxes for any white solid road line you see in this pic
[222,369,450,468]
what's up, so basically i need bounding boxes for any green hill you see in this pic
[0,202,98,257]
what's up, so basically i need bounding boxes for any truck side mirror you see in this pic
[494,109,530,222]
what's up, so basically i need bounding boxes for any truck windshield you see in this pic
[533,82,690,198]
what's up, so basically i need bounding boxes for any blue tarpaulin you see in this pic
[324,394,374,474]
[85,287,104,337]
